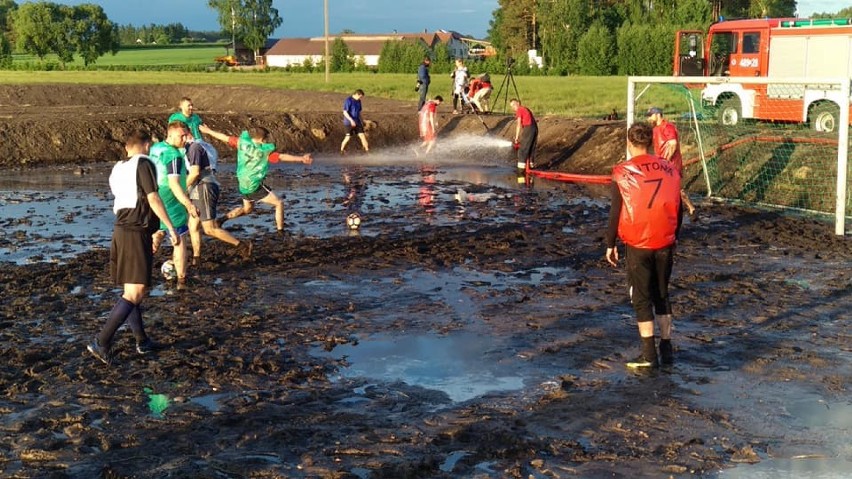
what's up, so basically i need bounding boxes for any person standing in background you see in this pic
[340,89,369,155]
[416,57,431,111]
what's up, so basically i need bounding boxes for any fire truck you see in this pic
[674,18,852,132]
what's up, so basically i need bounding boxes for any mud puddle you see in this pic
[2,151,851,477]
[0,158,573,264]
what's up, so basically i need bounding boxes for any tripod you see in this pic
[492,64,521,114]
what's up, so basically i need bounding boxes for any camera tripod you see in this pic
[492,64,521,114]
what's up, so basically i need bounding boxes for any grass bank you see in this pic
[0,70,686,118]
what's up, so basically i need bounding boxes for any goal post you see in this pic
[627,76,851,235]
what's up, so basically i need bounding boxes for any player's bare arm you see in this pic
[147,191,180,246]
[168,175,198,218]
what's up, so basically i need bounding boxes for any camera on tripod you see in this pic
[505,57,516,69]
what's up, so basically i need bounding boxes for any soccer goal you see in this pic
[627,76,851,235]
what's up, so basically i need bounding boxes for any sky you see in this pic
[15,1,849,39]
[37,0,500,38]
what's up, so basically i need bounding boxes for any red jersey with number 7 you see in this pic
[613,154,681,249]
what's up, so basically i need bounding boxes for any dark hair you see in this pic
[180,97,192,104]
[434,95,444,102]
[510,98,520,104]
[125,129,152,148]
[354,89,365,96]
[627,123,654,150]
[249,126,270,141]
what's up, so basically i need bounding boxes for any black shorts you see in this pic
[518,124,538,162]
[346,124,365,136]
[244,183,273,202]
[191,182,220,222]
[110,227,154,286]
[626,244,675,322]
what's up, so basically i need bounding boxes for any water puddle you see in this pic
[680,372,851,462]
[719,457,852,478]
[312,332,526,403]
[189,393,232,413]
[0,161,586,263]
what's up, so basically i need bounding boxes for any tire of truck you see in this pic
[718,97,741,127]
[810,103,839,133]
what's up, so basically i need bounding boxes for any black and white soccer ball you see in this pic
[161,260,176,280]
[346,212,362,230]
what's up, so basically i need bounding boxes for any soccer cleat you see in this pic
[136,338,161,355]
[659,340,674,365]
[87,339,113,365]
[626,354,659,369]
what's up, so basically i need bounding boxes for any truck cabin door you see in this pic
[729,31,762,76]
[709,31,737,76]
[675,30,705,76]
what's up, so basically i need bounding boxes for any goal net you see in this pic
[627,76,851,235]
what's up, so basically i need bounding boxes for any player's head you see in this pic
[433,95,443,104]
[248,126,271,144]
[179,97,194,116]
[353,89,365,99]
[166,121,191,148]
[423,56,431,66]
[509,98,521,111]
[645,106,663,125]
[627,122,654,156]
[125,130,152,157]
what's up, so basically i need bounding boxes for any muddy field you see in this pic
[0,85,850,478]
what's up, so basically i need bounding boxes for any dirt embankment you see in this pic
[0,84,626,174]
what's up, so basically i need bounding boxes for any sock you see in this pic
[98,297,136,348]
[126,304,147,343]
[641,336,657,362]
[657,314,673,340]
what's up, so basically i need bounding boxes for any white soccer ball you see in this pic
[346,212,362,230]
[161,260,177,280]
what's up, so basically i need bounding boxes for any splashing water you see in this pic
[341,134,513,165]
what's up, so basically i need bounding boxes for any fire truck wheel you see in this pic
[718,98,741,127]
[810,103,839,133]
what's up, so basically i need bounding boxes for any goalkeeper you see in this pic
[203,126,313,235]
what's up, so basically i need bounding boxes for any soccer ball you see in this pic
[346,212,362,230]
[161,260,176,281]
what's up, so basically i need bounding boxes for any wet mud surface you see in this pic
[0,85,850,478]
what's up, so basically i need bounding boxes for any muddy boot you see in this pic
[87,338,113,366]
[136,338,162,355]
[627,337,658,369]
[234,240,253,259]
[659,339,674,365]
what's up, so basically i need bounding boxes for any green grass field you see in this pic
[1,44,689,118]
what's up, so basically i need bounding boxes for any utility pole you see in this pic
[230,2,236,58]
[324,0,330,82]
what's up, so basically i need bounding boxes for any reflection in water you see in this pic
[418,165,437,217]
[340,167,368,231]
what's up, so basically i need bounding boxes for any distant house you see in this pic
[264,31,493,68]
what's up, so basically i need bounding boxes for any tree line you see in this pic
[485,0,852,76]
[116,23,222,46]
[0,0,281,66]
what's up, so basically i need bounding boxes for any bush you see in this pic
[577,23,615,75]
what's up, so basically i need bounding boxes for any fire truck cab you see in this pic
[674,18,852,132]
